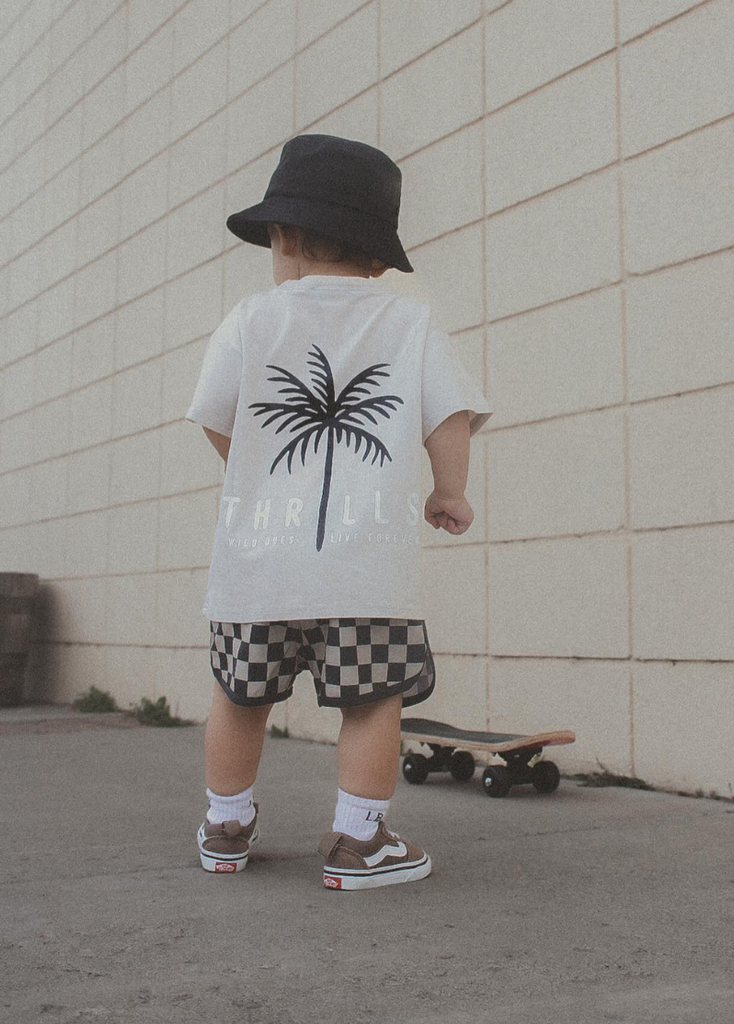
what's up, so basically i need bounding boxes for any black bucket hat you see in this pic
[226,134,414,273]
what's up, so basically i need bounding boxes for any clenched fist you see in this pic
[424,491,474,535]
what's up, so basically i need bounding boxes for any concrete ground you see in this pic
[1,703,732,1024]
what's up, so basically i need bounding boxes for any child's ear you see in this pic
[271,223,300,258]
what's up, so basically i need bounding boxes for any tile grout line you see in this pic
[1,7,729,266]
[4,242,733,386]
[285,0,299,743]
[2,0,715,158]
[0,10,595,241]
[155,3,175,600]
[481,0,491,730]
[614,0,636,778]
[22,638,734,667]
[57,0,86,582]
[5,491,734,533]
[0,0,360,181]
[4,366,734,482]
[5,105,733,323]
[0,0,90,93]
[293,0,298,131]
[376,0,381,147]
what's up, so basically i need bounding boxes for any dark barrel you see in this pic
[0,573,40,707]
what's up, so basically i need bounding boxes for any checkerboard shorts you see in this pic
[209,618,435,709]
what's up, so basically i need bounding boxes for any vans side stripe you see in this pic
[363,841,407,867]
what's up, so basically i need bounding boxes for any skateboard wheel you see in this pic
[532,760,561,794]
[482,765,511,798]
[402,753,429,784]
[449,751,475,782]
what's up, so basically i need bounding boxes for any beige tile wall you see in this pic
[1,0,732,798]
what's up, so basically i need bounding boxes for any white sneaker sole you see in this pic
[197,823,259,873]
[323,854,432,890]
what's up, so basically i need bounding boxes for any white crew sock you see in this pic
[332,788,390,841]
[205,786,256,826]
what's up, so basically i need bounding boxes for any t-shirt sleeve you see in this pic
[421,317,493,445]
[185,307,243,438]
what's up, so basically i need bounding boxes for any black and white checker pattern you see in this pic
[209,618,435,709]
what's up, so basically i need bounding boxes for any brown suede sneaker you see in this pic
[197,803,259,873]
[318,821,431,890]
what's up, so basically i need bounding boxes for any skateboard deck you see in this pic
[400,717,576,797]
[401,717,575,755]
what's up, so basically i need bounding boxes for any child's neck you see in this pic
[274,258,379,286]
[285,266,371,281]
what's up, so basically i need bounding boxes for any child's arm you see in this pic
[424,410,474,535]
[425,410,470,497]
[203,426,231,465]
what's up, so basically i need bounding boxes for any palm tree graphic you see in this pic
[248,345,404,552]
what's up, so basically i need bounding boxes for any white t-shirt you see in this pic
[185,275,492,623]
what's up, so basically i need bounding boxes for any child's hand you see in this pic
[424,491,474,535]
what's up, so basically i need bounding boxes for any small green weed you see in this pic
[72,686,118,713]
[270,723,290,739]
[571,761,655,791]
[676,787,734,803]
[129,695,194,728]
[72,686,194,727]
[572,764,733,802]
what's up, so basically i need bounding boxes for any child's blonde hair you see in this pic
[267,222,389,273]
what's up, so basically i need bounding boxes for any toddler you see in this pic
[185,134,492,889]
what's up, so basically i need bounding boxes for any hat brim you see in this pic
[226,197,414,273]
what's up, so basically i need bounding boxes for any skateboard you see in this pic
[400,717,576,798]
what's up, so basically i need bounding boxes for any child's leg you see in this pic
[337,693,403,799]
[205,681,273,794]
[321,692,432,888]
